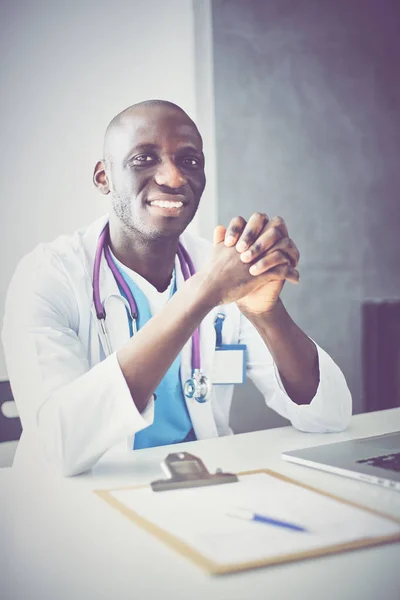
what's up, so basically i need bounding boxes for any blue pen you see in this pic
[227,508,307,532]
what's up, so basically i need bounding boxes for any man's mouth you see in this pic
[146,194,187,216]
[149,200,183,209]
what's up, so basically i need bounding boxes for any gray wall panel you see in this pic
[210,0,400,431]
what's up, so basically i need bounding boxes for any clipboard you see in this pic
[94,468,400,575]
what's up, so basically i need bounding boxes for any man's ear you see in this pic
[93,160,110,195]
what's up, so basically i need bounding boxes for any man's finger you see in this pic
[249,249,291,276]
[213,225,226,245]
[235,212,269,253]
[255,263,300,284]
[267,216,288,238]
[239,226,283,263]
[224,216,246,246]
[243,236,300,267]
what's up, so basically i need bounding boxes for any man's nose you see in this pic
[154,160,186,189]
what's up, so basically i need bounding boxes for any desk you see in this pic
[1,409,400,600]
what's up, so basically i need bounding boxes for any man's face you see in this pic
[103,106,206,239]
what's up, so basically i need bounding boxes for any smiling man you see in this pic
[2,100,352,476]
[95,100,207,291]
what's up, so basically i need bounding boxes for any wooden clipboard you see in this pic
[94,469,400,575]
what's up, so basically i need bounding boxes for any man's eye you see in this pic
[131,155,154,165]
[182,157,200,168]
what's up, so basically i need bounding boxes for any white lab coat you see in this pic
[2,215,352,476]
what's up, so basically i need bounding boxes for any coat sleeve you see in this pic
[1,246,154,476]
[238,312,352,432]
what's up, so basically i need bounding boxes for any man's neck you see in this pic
[108,220,179,292]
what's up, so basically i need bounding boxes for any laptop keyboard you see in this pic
[357,452,400,472]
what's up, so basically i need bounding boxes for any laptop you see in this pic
[282,432,400,491]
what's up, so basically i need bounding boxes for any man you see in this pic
[2,100,351,476]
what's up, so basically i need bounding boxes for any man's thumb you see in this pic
[213,225,226,245]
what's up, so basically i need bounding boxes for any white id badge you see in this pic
[211,344,247,385]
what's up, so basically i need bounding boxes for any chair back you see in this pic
[0,380,22,442]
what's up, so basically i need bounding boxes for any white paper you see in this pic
[110,473,400,566]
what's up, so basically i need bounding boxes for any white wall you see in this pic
[0,0,199,379]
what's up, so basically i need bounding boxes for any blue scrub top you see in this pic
[113,262,196,449]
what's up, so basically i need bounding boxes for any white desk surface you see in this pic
[1,408,400,600]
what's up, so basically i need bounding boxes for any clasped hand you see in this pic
[202,213,300,315]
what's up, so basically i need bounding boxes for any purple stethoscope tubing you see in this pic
[93,224,138,321]
[93,223,201,371]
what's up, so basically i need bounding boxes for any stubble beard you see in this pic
[111,192,169,243]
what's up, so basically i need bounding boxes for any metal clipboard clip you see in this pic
[150,452,238,492]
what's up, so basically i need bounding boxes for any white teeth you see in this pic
[150,200,183,208]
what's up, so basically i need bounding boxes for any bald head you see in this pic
[93,98,206,240]
[103,100,201,161]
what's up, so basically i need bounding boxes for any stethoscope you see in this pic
[92,223,211,403]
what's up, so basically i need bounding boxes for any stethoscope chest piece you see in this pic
[184,369,211,403]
